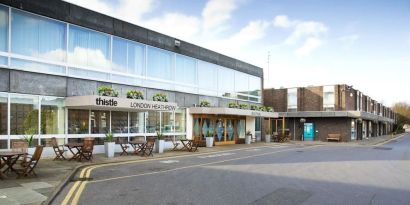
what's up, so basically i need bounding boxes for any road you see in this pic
[54,134,410,205]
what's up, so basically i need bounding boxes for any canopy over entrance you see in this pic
[189,107,278,118]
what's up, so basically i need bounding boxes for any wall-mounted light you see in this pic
[300,118,306,123]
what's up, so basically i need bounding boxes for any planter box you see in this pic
[265,135,271,143]
[206,137,214,148]
[155,139,165,154]
[245,134,252,144]
[104,142,115,158]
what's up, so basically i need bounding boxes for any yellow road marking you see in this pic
[62,144,293,204]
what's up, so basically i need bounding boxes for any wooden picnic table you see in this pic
[0,151,25,179]
[129,140,147,156]
[64,143,84,161]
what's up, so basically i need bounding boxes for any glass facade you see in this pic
[10,94,39,135]
[1,5,262,103]
[0,5,8,52]
[12,10,66,62]
[146,111,160,133]
[68,109,89,134]
[41,97,64,134]
[111,111,128,134]
[90,110,110,134]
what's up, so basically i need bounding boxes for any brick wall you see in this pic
[263,88,287,112]
[286,117,351,142]
[299,86,322,111]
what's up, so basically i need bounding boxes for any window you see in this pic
[146,111,160,133]
[0,56,6,66]
[147,47,173,80]
[249,76,261,97]
[11,9,66,62]
[68,109,89,134]
[0,5,8,52]
[198,61,217,95]
[112,37,145,75]
[161,112,173,133]
[130,112,144,133]
[235,71,249,95]
[323,85,335,111]
[287,88,297,112]
[0,93,6,135]
[218,67,235,98]
[91,110,110,134]
[174,109,186,133]
[175,55,196,85]
[111,111,128,134]
[11,58,66,74]
[68,25,111,69]
[10,94,39,135]
[40,97,64,134]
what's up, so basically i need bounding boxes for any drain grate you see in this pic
[373,147,393,150]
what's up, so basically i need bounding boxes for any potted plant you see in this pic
[155,131,165,154]
[265,128,271,143]
[250,105,259,110]
[104,131,115,158]
[153,93,168,102]
[228,102,239,108]
[239,104,248,109]
[23,128,36,154]
[97,86,118,97]
[205,130,214,148]
[265,106,274,112]
[199,100,211,107]
[126,90,144,99]
[245,130,252,144]
[259,106,266,112]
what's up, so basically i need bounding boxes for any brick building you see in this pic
[263,85,397,142]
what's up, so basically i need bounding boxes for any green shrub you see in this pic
[199,100,211,107]
[97,86,118,97]
[153,93,168,102]
[126,90,144,99]
[228,102,239,108]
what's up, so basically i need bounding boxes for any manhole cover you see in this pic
[373,147,393,150]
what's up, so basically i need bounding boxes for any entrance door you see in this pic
[304,123,314,141]
[357,122,363,140]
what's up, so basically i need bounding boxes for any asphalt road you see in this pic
[54,134,410,205]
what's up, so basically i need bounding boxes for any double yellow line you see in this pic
[60,144,293,205]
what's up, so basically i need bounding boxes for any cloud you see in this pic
[339,34,359,49]
[207,20,270,55]
[273,15,327,56]
[202,0,238,30]
[273,15,293,28]
[295,37,323,56]
[142,13,200,40]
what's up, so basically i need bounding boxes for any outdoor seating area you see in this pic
[0,143,44,179]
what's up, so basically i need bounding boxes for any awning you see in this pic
[189,107,278,118]
[65,95,178,112]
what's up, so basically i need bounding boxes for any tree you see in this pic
[392,102,410,133]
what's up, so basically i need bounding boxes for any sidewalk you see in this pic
[0,143,285,205]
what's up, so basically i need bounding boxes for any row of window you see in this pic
[287,86,335,112]
[0,5,261,102]
[0,93,186,149]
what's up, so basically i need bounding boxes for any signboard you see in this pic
[66,95,178,111]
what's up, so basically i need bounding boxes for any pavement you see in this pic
[0,133,406,205]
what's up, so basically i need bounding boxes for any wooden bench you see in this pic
[327,134,341,142]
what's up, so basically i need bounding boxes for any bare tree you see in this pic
[392,102,410,133]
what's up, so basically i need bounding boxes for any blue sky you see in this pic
[65,0,410,106]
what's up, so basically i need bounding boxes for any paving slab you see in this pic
[20,182,54,190]
[0,187,47,205]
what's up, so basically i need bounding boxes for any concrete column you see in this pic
[186,108,193,140]
[246,116,256,138]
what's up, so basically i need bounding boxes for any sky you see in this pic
[64,0,410,106]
